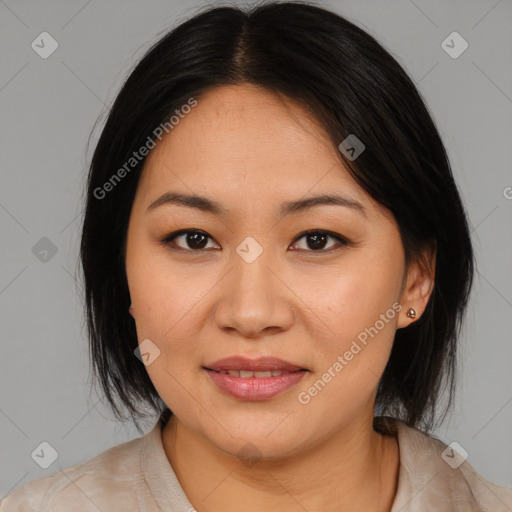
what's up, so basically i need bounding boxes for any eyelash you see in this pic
[161,229,349,253]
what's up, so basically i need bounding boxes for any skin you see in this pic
[125,83,436,511]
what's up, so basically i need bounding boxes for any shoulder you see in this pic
[0,433,146,512]
[379,416,512,511]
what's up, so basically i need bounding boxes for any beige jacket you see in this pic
[1,415,511,511]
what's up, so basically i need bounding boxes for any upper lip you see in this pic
[204,356,307,372]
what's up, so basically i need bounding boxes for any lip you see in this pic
[204,356,307,372]
[203,356,308,401]
[204,368,308,400]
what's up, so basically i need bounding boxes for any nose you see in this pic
[213,243,294,339]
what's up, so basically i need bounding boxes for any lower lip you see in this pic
[204,369,308,400]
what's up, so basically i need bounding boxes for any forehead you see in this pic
[136,84,377,216]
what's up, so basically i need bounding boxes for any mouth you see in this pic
[203,368,308,378]
[203,355,309,373]
[202,359,309,400]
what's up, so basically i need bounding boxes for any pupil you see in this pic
[308,233,327,250]
[188,232,207,249]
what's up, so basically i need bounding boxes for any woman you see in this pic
[2,1,511,511]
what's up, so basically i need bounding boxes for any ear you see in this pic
[397,240,436,329]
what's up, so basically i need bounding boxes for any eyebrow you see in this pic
[146,191,366,218]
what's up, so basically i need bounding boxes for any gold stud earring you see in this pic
[406,308,416,319]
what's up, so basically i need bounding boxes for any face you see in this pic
[125,83,430,459]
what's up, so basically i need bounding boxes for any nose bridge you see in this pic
[231,234,277,305]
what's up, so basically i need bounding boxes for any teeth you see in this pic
[254,371,272,378]
[218,370,290,378]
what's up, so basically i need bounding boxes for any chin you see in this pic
[202,420,311,464]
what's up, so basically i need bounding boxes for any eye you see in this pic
[290,230,348,252]
[161,229,349,253]
[161,229,219,251]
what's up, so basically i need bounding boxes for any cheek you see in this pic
[305,260,401,336]
[297,279,399,421]
[128,240,200,329]
[128,248,204,413]
[297,252,402,385]
[126,242,206,383]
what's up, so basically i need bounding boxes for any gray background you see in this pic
[1,0,511,499]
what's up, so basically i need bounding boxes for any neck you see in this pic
[161,410,400,512]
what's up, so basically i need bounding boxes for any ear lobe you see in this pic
[397,241,436,328]
[129,305,135,318]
